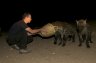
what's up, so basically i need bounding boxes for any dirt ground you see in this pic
[0,21,96,63]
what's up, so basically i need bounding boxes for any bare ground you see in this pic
[0,21,96,63]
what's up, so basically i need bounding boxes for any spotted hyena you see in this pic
[76,19,93,48]
[53,22,76,47]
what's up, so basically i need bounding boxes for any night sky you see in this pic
[1,2,96,32]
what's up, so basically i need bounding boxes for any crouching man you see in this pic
[6,13,41,54]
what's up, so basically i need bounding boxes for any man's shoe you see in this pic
[19,49,30,54]
[11,44,20,50]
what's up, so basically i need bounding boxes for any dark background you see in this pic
[1,2,96,32]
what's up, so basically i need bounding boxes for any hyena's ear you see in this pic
[76,20,79,25]
[84,19,87,25]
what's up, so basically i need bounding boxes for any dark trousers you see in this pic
[6,34,33,49]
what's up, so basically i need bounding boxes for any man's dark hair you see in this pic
[22,12,31,19]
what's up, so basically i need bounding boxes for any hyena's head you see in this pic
[54,26,63,31]
[76,19,87,27]
[54,26,64,38]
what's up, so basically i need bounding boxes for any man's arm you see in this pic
[25,27,41,34]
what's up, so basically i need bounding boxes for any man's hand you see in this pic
[39,28,47,33]
[27,32,32,36]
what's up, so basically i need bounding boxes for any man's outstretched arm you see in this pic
[25,27,41,34]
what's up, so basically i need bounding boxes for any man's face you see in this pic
[26,15,32,23]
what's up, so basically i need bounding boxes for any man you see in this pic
[7,12,41,54]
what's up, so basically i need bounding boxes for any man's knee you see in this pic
[6,38,14,46]
[27,35,33,44]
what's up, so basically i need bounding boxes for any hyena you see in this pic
[76,19,93,48]
[53,22,76,47]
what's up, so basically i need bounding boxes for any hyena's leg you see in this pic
[60,35,67,47]
[58,34,63,46]
[85,33,91,48]
[82,34,86,42]
[89,32,93,43]
[57,30,65,46]
[86,32,93,48]
[59,31,66,47]
[86,36,90,48]
[68,35,71,41]
[72,33,75,42]
[78,34,83,47]
[89,37,93,43]
[54,35,58,45]
[54,32,60,45]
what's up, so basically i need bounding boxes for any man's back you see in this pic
[8,20,28,38]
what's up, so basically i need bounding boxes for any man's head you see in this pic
[22,12,32,23]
